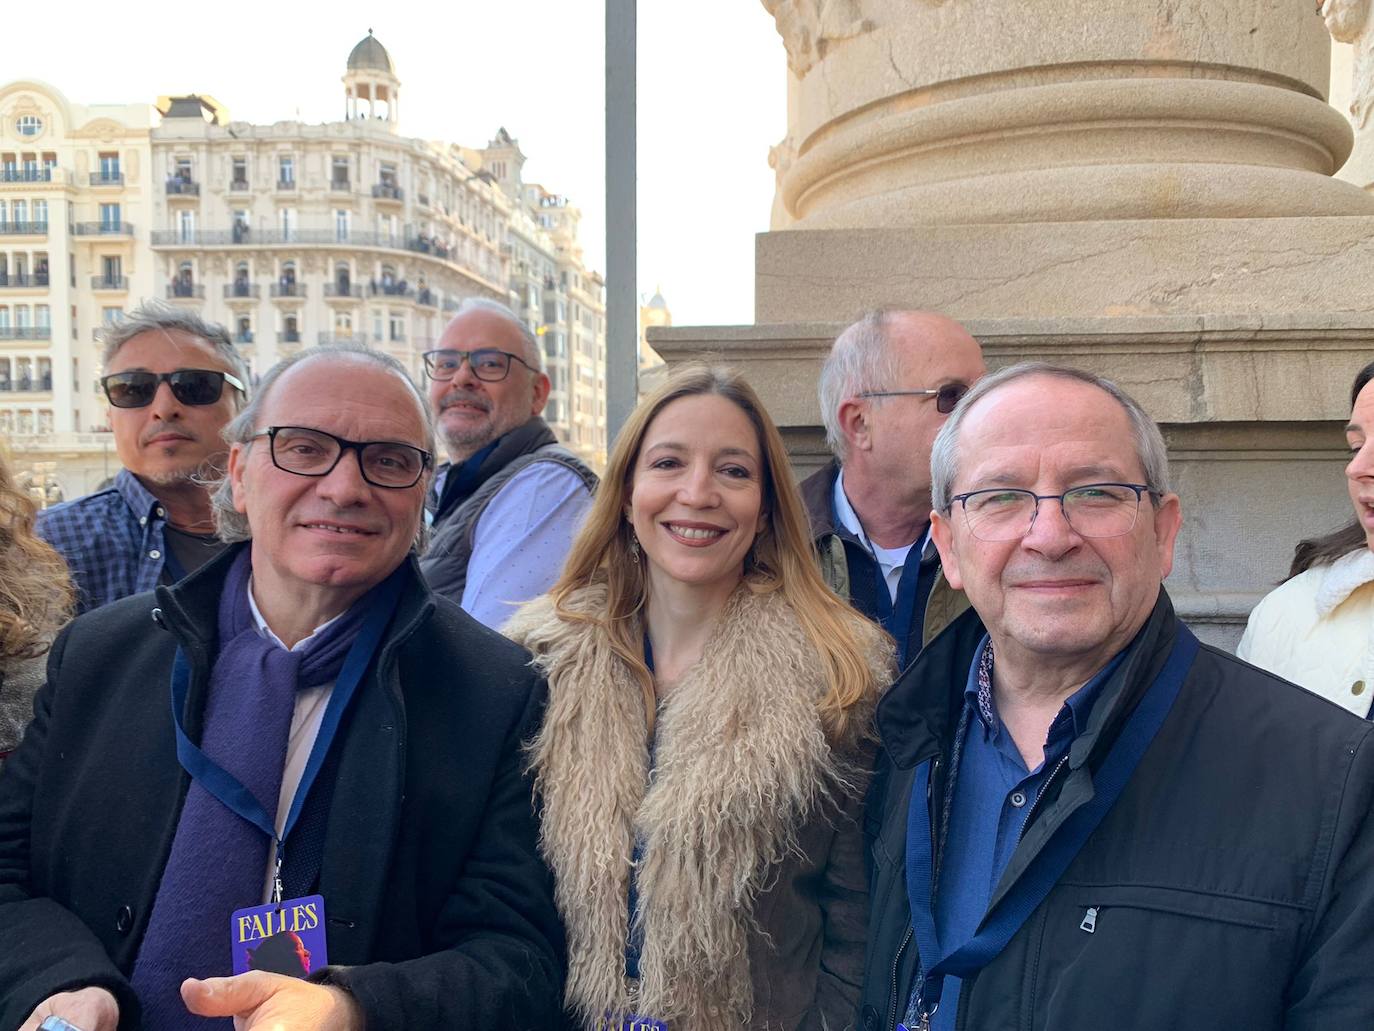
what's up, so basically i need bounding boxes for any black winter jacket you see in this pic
[859,590,1374,1031]
[0,547,566,1030]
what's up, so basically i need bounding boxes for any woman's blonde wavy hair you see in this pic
[0,451,73,660]
[550,363,881,740]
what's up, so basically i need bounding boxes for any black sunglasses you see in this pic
[102,369,246,409]
[855,383,970,415]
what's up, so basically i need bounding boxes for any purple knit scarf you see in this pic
[130,549,374,1029]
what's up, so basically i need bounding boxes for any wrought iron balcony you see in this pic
[372,183,403,201]
[90,172,124,186]
[0,168,52,183]
[167,283,205,300]
[323,283,362,299]
[329,179,351,192]
[165,179,200,196]
[0,221,47,236]
[276,178,297,191]
[234,332,254,344]
[0,273,49,288]
[91,276,128,290]
[368,282,414,299]
[224,283,261,300]
[317,332,369,346]
[278,331,302,343]
[71,222,134,236]
[0,326,50,340]
[416,288,437,307]
[228,178,250,192]
[270,283,306,299]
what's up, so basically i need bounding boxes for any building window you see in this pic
[388,312,405,342]
[231,156,248,188]
[32,200,47,228]
[177,209,195,242]
[335,209,350,242]
[280,208,297,239]
[16,115,42,137]
[98,152,121,181]
[332,156,350,188]
[99,203,121,230]
[278,155,295,186]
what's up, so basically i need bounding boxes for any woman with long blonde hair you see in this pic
[0,452,73,759]
[506,364,892,1030]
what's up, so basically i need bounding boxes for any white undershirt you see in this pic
[833,469,928,602]
[247,579,339,903]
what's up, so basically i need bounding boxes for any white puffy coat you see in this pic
[1237,548,1374,718]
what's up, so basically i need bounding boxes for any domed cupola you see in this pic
[343,30,400,127]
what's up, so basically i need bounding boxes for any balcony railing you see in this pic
[368,282,414,299]
[167,283,205,300]
[276,178,297,191]
[0,168,52,183]
[278,331,302,343]
[152,228,424,248]
[91,276,128,290]
[224,283,261,300]
[415,288,437,307]
[270,283,306,299]
[0,221,47,236]
[72,222,134,236]
[317,332,369,346]
[234,332,254,345]
[0,326,50,340]
[329,179,351,192]
[0,274,49,288]
[165,179,200,196]
[323,283,362,299]
[6,374,54,392]
[228,178,250,191]
[372,183,403,201]
[90,172,124,186]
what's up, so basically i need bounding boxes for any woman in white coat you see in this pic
[1238,360,1374,717]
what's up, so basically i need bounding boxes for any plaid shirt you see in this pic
[36,468,170,615]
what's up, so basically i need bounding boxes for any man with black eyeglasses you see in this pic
[0,344,565,1030]
[418,297,596,628]
[803,310,986,669]
[37,300,248,613]
[858,364,1374,1031]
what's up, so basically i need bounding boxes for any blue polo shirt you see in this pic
[925,636,1129,1031]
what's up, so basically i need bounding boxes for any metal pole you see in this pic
[605,0,637,449]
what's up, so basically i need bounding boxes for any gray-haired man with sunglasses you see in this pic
[802,309,986,667]
[418,298,596,627]
[37,300,248,613]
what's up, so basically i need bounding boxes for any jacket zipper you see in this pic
[889,756,941,1031]
[1014,754,1069,849]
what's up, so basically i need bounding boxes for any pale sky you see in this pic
[6,0,785,328]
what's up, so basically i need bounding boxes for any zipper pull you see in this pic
[1079,906,1098,933]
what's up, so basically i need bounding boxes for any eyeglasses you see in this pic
[251,425,432,489]
[856,383,969,415]
[421,348,535,383]
[101,369,246,409]
[949,483,1160,542]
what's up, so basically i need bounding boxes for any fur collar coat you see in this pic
[506,582,892,1030]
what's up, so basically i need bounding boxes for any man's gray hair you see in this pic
[101,299,249,411]
[929,362,1171,514]
[451,296,544,374]
[818,310,902,461]
[209,343,437,545]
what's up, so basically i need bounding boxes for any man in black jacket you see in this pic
[801,310,985,666]
[0,344,564,1030]
[860,362,1374,1031]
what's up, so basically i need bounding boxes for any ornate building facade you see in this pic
[0,31,606,496]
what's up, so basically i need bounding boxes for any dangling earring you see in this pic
[629,529,641,561]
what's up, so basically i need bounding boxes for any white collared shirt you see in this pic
[833,469,931,603]
[247,579,339,902]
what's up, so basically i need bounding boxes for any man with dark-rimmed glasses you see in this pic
[858,363,1374,1031]
[0,343,565,1030]
[37,300,248,613]
[418,297,596,627]
[802,309,986,667]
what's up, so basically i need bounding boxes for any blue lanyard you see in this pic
[872,546,926,667]
[902,625,1199,1027]
[169,573,403,896]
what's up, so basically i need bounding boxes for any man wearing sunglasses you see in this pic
[37,301,247,614]
[802,309,986,668]
[418,298,596,628]
[0,344,564,1031]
